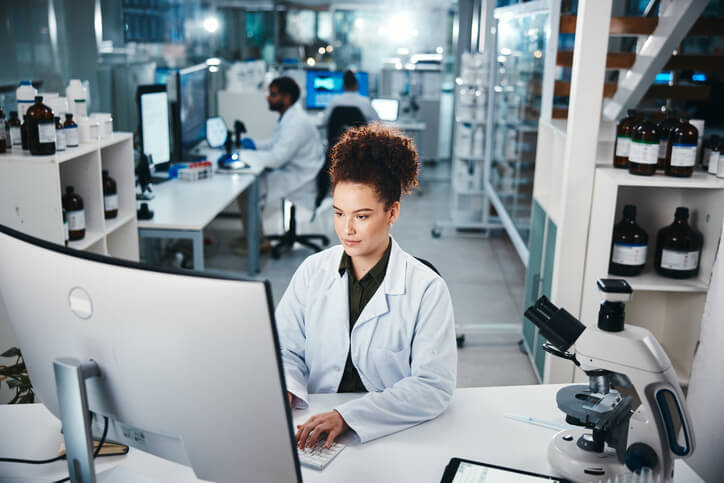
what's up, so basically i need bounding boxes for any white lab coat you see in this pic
[242,102,324,210]
[275,238,458,443]
[321,92,380,127]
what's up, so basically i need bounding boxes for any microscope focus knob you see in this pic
[625,442,658,474]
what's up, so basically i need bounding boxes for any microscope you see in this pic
[524,279,694,481]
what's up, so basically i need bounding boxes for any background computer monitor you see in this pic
[0,224,301,483]
[136,84,171,171]
[371,98,400,122]
[175,63,208,159]
[305,70,369,110]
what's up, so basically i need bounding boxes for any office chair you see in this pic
[269,106,367,259]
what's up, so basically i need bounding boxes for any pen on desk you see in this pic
[504,413,567,431]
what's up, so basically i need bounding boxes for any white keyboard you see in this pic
[297,437,345,470]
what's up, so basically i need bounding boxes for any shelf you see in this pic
[68,230,105,251]
[608,270,708,293]
[104,211,136,235]
[99,132,133,149]
[0,143,98,164]
[598,167,724,189]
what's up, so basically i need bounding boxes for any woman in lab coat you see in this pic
[275,123,458,449]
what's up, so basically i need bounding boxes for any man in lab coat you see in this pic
[236,77,325,253]
[320,70,380,126]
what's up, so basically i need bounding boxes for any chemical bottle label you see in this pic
[56,130,66,151]
[64,221,69,242]
[612,243,647,266]
[615,136,630,157]
[629,140,658,165]
[65,127,79,147]
[661,249,699,271]
[104,194,119,211]
[38,122,56,144]
[68,209,86,231]
[708,152,719,175]
[10,126,22,146]
[658,139,668,159]
[670,144,697,167]
[0,120,5,141]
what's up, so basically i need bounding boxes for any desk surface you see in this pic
[0,385,703,483]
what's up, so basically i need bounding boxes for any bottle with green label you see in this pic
[655,207,702,279]
[613,110,637,169]
[628,115,660,176]
[665,118,698,178]
[609,205,648,276]
[62,186,85,241]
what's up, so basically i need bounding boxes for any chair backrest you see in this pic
[316,106,367,208]
[415,257,441,277]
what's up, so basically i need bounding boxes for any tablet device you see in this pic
[440,458,567,483]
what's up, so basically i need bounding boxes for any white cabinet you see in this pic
[0,132,139,261]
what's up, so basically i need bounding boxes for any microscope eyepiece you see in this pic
[524,296,586,352]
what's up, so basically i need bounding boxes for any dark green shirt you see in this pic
[336,239,392,393]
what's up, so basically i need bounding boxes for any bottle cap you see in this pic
[623,205,636,218]
[680,117,689,123]
[627,109,636,117]
[55,116,60,122]
[34,95,43,103]
[65,113,73,120]
[66,186,74,194]
[19,80,32,86]
[675,207,689,219]
[103,170,109,177]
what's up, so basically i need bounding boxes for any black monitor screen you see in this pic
[178,64,208,150]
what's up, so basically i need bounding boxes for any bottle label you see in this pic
[615,136,630,157]
[64,220,69,242]
[658,139,668,159]
[104,194,119,211]
[718,156,724,178]
[670,144,697,167]
[65,126,79,147]
[629,140,658,165]
[67,209,85,231]
[708,152,719,175]
[0,120,5,141]
[10,126,22,146]
[38,122,56,144]
[56,130,66,151]
[612,243,647,266]
[660,249,699,271]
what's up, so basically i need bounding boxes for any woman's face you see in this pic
[333,182,399,259]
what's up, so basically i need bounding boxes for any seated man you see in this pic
[320,70,380,126]
[236,77,325,253]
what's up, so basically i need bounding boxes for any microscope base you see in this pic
[548,429,632,482]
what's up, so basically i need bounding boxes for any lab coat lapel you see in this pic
[352,239,406,328]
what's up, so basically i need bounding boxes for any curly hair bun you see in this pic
[330,123,419,207]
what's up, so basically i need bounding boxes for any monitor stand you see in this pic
[53,358,155,482]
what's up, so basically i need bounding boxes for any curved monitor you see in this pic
[0,224,301,482]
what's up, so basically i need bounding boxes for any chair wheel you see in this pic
[271,248,282,260]
[431,227,442,239]
[456,334,465,348]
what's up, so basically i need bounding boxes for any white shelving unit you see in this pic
[0,132,139,261]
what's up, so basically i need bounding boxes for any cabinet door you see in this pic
[533,217,557,379]
[522,201,546,356]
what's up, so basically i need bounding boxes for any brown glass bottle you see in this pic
[64,113,79,148]
[102,170,118,219]
[665,118,698,178]
[62,186,86,241]
[0,108,6,153]
[609,205,648,276]
[613,110,637,169]
[656,112,679,170]
[21,115,30,151]
[26,96,56,155]
[628,115,660,176]
[655,207,702,279]
[7,111,21,148]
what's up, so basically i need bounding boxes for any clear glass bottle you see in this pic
[54,116,66,151]
[656,111,679,170]
[665,118,698,178]
[7,111,21,148]
[62,186,85,241]
[102,170,118,219]
[655,207,702,279]
[609,205,648,276]
[64,113,79,148]
[707,135,720,176]
[628,115,660,176]
[613,110,637,169]
[26,96,56,155]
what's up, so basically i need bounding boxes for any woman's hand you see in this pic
[295,410,349,449]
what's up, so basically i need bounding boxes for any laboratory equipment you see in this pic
[524,279,694,481]
[136,84,171,172]
[205,116,228,148]
[371,98,400,122]
[305,71,369,110]
[66,79,88,119]
[297,438,345,470]
[440,457,562,482]
[174,63,208,160]
[16,80,37,119]
[0,224,302,483]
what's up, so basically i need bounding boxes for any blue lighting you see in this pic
[692,73,707,82]
[654,72,672,84]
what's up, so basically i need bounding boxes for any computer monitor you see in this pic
[175,64,208,159]
[137,84,171,171]
[305,70,369,110]
[371,98,400,122]
[0,224,301,483]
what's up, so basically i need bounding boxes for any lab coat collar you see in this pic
[327,237,406,296]
[279,101,303,123]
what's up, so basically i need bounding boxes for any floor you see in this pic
[198,162,538,388]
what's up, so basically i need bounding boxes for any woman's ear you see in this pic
[388,201,401,226]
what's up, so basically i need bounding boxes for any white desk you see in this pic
[137,161,262,275]
[0,385,703,482]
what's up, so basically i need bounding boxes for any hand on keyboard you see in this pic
[295,410,349,450]
[297,436,345,470]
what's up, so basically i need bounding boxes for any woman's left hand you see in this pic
[296,410,349,449]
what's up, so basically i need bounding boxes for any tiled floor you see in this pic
[200,163,538,388]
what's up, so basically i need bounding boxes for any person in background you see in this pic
[235,77,325,254]
[321,70,380,126]
[275,123,457,448]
